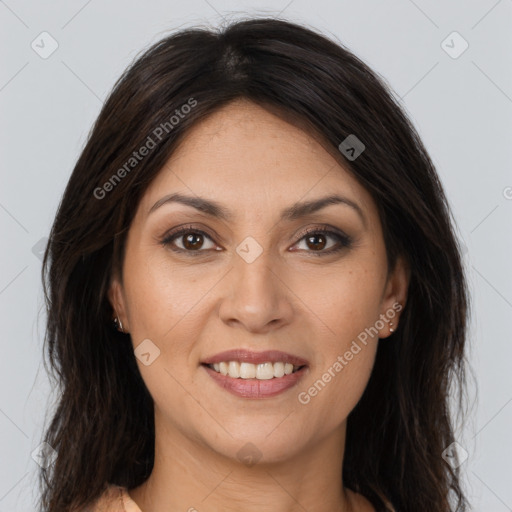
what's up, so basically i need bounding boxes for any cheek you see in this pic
[123,247,224,386]
[293,256,385,342]
[293,258,383,415]
[123,246,208,336]
[122,258,203,412]
[298,332,378,430]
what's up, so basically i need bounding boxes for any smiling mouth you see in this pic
[203,361,306,380]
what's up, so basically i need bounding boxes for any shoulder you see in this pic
[84,484,142,512]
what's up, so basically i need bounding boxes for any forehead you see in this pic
[139,99,378,224]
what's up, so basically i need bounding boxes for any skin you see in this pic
[109,99,409,512]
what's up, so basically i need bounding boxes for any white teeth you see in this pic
[240,362,256,378]
[228,361,240,378]
[273,361,285,378]
[208,361,302,379]
[256,362,274,380]
[219,362,229,375]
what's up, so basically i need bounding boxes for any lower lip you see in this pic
[202,364,308,399]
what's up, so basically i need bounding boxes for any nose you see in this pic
[218,247,294,334]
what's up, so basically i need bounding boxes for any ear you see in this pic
[377,254,410,339]
[108,274,130,332]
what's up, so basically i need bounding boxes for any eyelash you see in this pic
[160,224,352,257]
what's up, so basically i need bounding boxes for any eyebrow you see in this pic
[148,192,366,227]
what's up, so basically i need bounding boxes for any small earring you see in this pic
[113,316,124,333]
[389,322,395,333]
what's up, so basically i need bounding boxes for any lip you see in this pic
[201,349,309,367]
[202,364,309,399]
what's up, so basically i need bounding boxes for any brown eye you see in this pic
[304,233,328,251]
[292,227,352,255]
[182,232,205,250]
[161,226,217,254]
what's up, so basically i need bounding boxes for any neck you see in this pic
[128,411,373,512]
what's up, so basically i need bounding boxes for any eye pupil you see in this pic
[183,233,203,250]
[306,234,327,251]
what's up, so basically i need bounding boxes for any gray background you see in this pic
[1,0,511,510]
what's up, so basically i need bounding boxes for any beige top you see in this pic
[90,484,396,511]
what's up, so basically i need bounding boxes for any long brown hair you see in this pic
[39,17,471,511]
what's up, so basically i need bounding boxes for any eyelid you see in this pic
[290,225,353,255]
[293,224,351,244]
[159,223,352,255]
[159,224,218,253]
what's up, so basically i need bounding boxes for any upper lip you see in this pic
[201,349,309,367]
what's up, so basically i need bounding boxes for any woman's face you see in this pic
[109,99,408,464]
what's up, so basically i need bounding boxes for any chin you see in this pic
[203,427,307,466]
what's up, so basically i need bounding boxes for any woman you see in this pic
[38,17,471,512]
